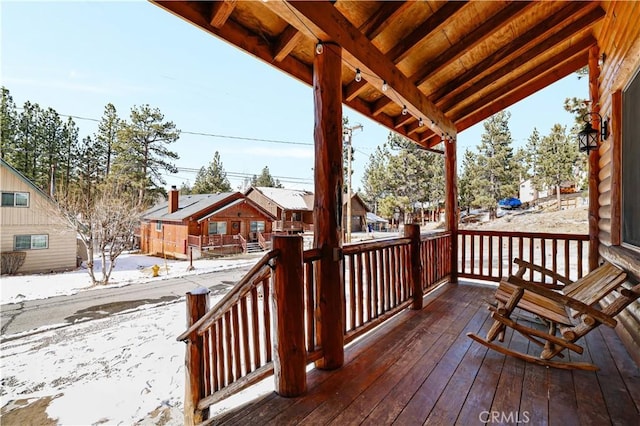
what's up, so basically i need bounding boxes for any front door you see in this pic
[231,221,241,235]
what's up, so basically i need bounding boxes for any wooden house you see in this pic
[139,187,275,258]
[152,2,640,424]
[0,158,77,274]
[245,186,314,233]
[343,192,370,233]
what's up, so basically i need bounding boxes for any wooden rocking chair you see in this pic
[468,259,639,371]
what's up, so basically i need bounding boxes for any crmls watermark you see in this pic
[479,410,531,424]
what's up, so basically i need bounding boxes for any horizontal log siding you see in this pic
[458,230,589,283]
[595,0,640,366]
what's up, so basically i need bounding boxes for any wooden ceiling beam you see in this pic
[287,0,455,136]
[358,1,412,40]
[452,45,591,125]
[443,33,598,113]
[386,1,468,65]
[411,1,535,87]
[153,1,313,84]
[344,80,369,102]
[455,51,589,133]
[394,112,414,129]
[209,0,237,29]
[273,25,304,62]
[430,2,602,103]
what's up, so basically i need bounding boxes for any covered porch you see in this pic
[211,282,640,425]
[150,1,640,424]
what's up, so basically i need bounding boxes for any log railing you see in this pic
[178,250,279,422]
[420,232,453,292]
[237,234,247,253]
[341,238,413,344]
[258,232,272,250]
[186,234,242,251]
[180,229,590,423]
[458,230,589,283]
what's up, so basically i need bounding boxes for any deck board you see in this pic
[210,282,640,425]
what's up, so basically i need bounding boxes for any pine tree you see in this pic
[192,151,232,194]
[14,101,42,182]
[536,124,580,208]
[95,103,120,178]
[458,149,478,213]
[0,87,18,160]
[113,104,180,206]
[251,166,282,188]
[470,111,519,219]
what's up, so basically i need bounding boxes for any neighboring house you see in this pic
[139,187,276,259]
[366,212,388,231]
[343,193,370,232]
[245,186,314,233]
[519,179,549,204]
[0,158,77,274]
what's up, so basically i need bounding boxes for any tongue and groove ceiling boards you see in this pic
[153,1,607,149]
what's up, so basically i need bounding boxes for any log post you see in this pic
[405,223,423,310]
[445,137,459,283]
[312,42,345,370]
[272,235,306,396]
[184,289,210,426]
[588,45,601,271]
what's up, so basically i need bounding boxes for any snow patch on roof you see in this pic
[256,187,313,210]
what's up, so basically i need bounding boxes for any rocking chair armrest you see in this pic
[507,276,617,327]
[513,258,573,286]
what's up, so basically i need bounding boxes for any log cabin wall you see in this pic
[593,1,640,365]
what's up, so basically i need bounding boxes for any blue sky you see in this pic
[1,1,587,192]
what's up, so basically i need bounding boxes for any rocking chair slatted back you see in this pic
[470,258,637,370]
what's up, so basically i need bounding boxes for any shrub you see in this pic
[1,251,26,275]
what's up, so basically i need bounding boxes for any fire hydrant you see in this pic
[151,264,160,277]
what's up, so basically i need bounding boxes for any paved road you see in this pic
[0,266,252,339]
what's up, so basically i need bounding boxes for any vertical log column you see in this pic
[313,42,344,370]
[445,137,459,283]
[588,45,601,271]
[405,223,423,310]
[272,235,306,396]
[184,290,210,426]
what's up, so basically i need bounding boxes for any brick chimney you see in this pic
[168,185,179,214]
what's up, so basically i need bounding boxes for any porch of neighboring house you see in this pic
[211,282,640,425]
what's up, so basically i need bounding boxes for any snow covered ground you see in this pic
[0,253,268,425]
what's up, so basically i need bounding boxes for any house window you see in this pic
[250,221,265,232]
[15,234,48,250]
[1,191,29,207]
[622,68,640,249]
[291,212,301,221]
[156,221,162,231]
[209,221,227,235]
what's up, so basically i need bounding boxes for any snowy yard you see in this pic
[1,253,266,425]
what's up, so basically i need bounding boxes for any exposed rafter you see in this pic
[358,1,412,40]
[431,2,603,103]
[386,1,468,65]
[411,1,535,87]
[287,0,456,137]
[209,0,236,29]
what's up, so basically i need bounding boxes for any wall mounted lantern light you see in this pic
[577,112,608,153]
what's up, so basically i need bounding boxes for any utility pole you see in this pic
[343,124,362,243]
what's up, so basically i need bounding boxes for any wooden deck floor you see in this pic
[211,282,640,425]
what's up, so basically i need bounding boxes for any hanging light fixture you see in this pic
[354,68,362,82]
[315,41,324,55]
[577,112,608,153]
[402,105,408,115]
[381,80,388,92]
